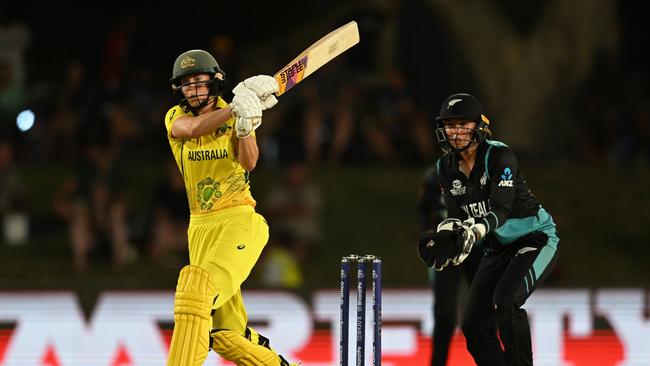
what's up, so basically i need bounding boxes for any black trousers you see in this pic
[431,247,482,366]
[460,232,559,366]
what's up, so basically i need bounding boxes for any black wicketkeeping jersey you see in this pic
[435,139,555,245]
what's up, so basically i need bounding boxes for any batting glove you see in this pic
[231,88,262,138]
[235,75,279,110]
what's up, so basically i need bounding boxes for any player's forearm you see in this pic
[171,107,232,138]
[237,136,259,171]
[479,206,510,234]
[483,188,514,233]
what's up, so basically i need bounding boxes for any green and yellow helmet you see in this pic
[170,49,226,110]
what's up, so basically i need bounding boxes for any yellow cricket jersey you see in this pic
[164,97,257,215]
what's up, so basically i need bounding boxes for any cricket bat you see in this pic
[274,21,360,96]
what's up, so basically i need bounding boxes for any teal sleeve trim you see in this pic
[494,207,557,244]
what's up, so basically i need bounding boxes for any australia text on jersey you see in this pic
[188,148,229,162]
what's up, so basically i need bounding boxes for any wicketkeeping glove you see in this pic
[452,217,486,265]
[417,217,485,270]
[417,218,464,271]
[417,230,461,271]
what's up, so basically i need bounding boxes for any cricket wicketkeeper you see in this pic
[417,93,560,366]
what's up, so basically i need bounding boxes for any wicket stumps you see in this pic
[340,254,382,366]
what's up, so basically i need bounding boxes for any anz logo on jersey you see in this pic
[498,167,514,187]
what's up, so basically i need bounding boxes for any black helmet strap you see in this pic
[172,75,224,114]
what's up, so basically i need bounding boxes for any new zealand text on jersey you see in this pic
[188,149,228,162]
[461,200,490,218]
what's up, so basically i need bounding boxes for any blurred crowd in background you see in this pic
[1,0,649,288]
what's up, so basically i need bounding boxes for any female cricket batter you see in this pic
[163,49,297,366]
[418,93,559,365]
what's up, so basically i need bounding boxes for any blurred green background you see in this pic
[1,0,649,313]
[2,162,648,292]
